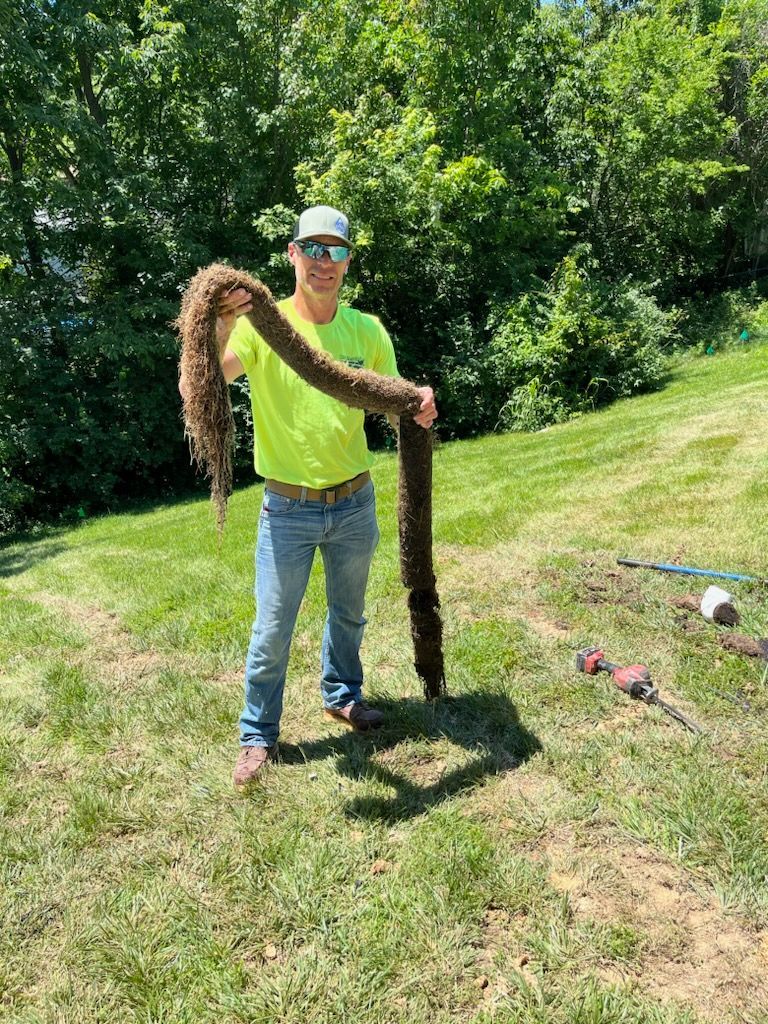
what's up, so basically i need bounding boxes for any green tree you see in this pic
[719,0,768,278]
[0,0,306,526]
[440,245,671,434]
[548,1,742,294]
[297,89,568,383]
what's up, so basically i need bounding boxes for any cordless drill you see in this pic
[576,646,658,700]
[575,646,703,733]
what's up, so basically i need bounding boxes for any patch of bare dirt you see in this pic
[26,591,178,687]
[408,756,449,786]
[670,594,702,613]
[373,744,453,787]
[525,609,572,639]
[503,770,567,805]
[673,613,705,634]
[719,634,768,659]
[465,768,572,838]
[210,668,242,691]
[538,833,768,1019]
[370,858,394,875]
[466,812,767,1019]
[582,576,645,608]
[472,906,536,1007]
[568,703,649,735]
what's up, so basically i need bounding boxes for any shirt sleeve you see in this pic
[372,318,400,378]
[227,316,260,377]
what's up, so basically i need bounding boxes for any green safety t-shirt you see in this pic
[227,297,399,488]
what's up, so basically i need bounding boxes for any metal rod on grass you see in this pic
[617,558,768,585]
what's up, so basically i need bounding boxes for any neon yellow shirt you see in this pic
[227,297,399,488]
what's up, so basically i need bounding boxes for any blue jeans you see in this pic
[239,479,380,747]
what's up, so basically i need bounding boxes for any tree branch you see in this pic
[76,48,107,128]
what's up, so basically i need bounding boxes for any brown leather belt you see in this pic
[265,471,370,505]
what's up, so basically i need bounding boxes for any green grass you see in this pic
[2,344,768,1022]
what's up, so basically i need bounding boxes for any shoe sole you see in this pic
[323,710,383,733]
[234,776,264,791]
[233,767,272,790]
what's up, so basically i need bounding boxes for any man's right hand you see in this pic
[217,287,253,350]
[180,287,251,400]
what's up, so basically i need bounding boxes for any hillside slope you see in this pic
[1,346,767,1023]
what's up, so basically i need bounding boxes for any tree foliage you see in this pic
[548,2,744,293]
[1,0,766,528]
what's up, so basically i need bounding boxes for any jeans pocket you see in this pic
[351,480,375,509]
[262,490,298,515]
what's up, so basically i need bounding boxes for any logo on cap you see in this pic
[335,217,347,235]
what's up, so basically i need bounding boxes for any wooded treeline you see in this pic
[1,0,766,528]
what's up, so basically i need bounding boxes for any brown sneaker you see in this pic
[233,744,277,788]
[324,700,384,733]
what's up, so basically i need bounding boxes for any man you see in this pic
[216,205,437,788]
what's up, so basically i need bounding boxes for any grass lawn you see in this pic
[2,344,768,1023]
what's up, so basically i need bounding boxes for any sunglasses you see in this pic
[295,239,350,262]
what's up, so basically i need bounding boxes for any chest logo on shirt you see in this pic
[340,356,365,369]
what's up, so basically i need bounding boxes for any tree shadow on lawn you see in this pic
[0,536,68,578]
[279,690,541,823]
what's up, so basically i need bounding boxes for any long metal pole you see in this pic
[617,558,768,585]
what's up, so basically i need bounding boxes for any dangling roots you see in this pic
[177,263,446,700]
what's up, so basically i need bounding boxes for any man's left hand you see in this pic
[414,386,438,429]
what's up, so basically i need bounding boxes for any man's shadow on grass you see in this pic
[279,690,541,823]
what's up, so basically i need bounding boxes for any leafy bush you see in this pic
[496,378,569,433]
[440,246,672,436]
[679,281,768,352]
[0,449,34,534]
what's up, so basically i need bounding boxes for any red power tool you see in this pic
[576,647,703,734]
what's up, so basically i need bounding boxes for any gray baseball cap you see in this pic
[293,205,353,247]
